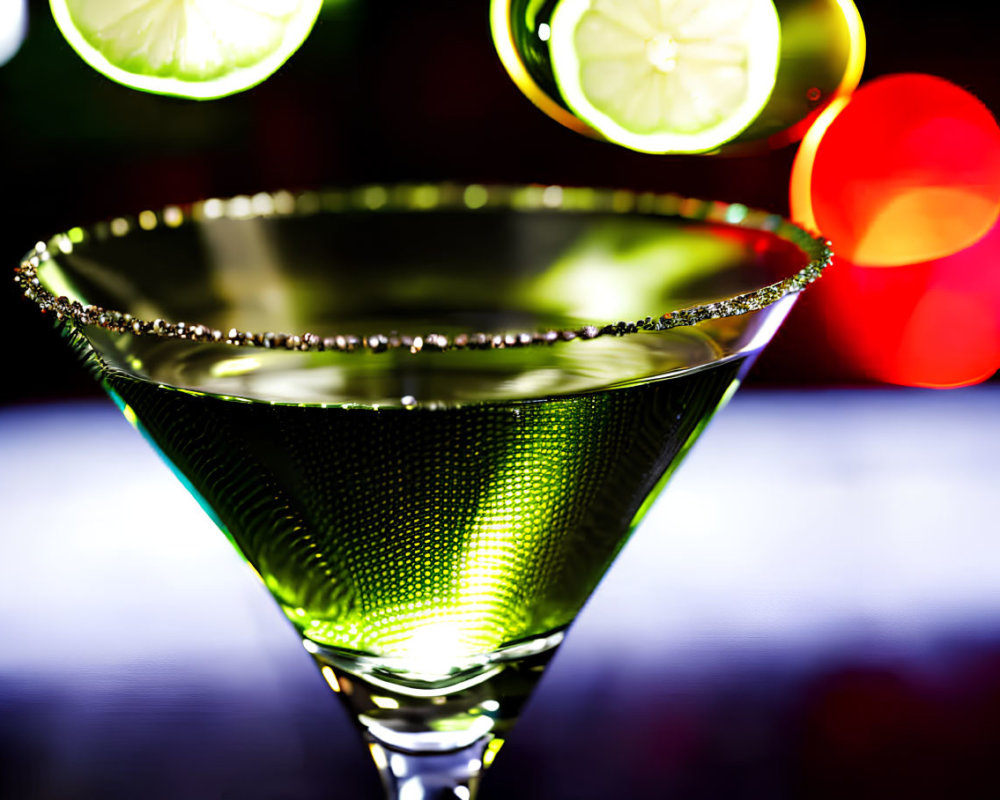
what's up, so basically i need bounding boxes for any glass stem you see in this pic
[369,737,494,800]
[308,639,560,800]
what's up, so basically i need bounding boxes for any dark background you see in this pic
[1,0,997,402]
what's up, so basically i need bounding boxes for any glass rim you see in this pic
[15,183,832,354]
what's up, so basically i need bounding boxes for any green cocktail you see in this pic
[17,184,829,798]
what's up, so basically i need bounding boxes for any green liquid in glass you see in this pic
[97,338,748,680]
[23,187,827,794]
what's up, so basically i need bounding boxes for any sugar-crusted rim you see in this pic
[15,184,832,354]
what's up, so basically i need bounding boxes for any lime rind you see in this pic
[50,0,323,99]
[549,0,782,153]
[489,0,597,136]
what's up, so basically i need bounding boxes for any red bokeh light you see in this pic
[792,74,1000,266]
[818,220,1000,388]
[790,74,1000,387]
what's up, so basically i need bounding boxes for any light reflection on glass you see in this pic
[321,666,342,692]
[210,357,262,378]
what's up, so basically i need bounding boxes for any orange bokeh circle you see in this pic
[791,73,1000,267]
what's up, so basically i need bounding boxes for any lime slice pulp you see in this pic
[549,0,781,153]
[50,0,323,99]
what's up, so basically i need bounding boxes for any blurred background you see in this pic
[1,1,998,798]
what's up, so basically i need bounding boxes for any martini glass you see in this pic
[16,183,829,800]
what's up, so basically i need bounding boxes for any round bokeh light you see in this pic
[818,236,1000,388]
[792,73,1000,266]
[791,74,1000,387]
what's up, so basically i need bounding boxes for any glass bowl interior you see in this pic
[20,184,829,405]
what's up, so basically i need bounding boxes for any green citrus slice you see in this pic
[49,0,322,99]
[549,0,781,153]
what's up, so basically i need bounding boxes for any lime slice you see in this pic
[549,0,781,153]
[49,0,322,99]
